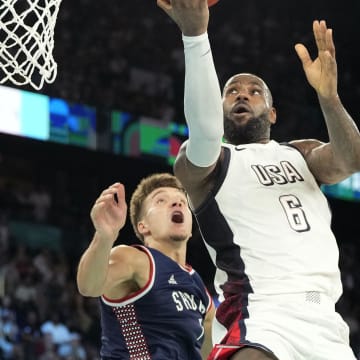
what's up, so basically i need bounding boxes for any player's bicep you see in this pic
[308,144,354,184]
[291,139,351,184]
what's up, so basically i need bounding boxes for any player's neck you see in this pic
[150,240,187,266]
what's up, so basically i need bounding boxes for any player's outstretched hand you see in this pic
[295,20,338,100]
[90,182,127,241]
[157,0,209,36]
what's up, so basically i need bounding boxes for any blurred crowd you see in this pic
[0,151,102,359]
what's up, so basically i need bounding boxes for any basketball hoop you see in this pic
[0,0,62,90]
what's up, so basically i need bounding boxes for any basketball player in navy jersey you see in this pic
[157,1,360,359]
[76,173,215,360]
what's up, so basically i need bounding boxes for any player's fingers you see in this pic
[318,49,337,75]
[157,0,172,11]
[114,183,126,204]
[313,20,327,52]
[294,43,312,68]
[326,28,336,58]
[94,193,114,206]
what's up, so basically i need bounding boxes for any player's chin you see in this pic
[231,112,253,123]
[169,233,190,242]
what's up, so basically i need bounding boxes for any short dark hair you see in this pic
[129,173,186,242]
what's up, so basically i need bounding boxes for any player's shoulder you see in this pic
[111,243,141,253]
[288,139,325,157]
[110,244,149,264]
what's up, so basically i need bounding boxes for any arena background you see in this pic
[0,0,360,359]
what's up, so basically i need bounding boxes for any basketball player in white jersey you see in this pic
[157,0,360,359]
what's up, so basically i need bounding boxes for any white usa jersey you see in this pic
[193,140,342,308]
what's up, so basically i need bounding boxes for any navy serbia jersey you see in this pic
[99,245,212,360]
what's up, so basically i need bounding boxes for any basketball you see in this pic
[208,0,219,6]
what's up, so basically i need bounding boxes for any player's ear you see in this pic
[269,107,277,125]
[137,221,149,236]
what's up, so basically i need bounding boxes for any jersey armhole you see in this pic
[101,245,156,306]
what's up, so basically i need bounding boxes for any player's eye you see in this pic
[251,88,262,95]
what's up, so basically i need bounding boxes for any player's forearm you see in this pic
[76,232,114,297]
[201,303,214,359]
[201,334,213,360]
[183,32,223,167]
[319,94,360,173]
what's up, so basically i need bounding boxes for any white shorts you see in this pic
[210,292,356,360]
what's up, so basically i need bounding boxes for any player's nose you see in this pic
[236,90,249,101]
[171,199,183,207]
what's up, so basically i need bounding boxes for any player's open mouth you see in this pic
[171,211,184,223]
[233,103,250,114]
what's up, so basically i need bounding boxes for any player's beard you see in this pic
[223,113,270,145]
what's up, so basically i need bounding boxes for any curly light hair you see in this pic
[129,173,186,243]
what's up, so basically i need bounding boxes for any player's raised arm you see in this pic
[76,183,140,297]
[158,0,224,181]
[294,20,360,184]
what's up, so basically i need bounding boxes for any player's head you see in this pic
[130,173,192,244]
[222,73,277,145]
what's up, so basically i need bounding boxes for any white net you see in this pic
[0,0,62,90]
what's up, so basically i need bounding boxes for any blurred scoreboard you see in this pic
[0,84,187,166]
